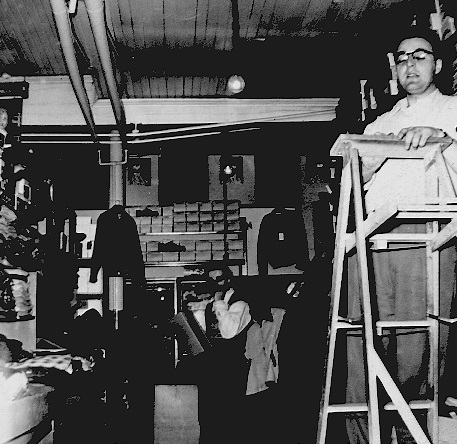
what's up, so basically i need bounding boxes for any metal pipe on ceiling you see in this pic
[49,0,98,142]
[85,0,126,138]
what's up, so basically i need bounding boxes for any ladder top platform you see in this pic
[330,134,453,158]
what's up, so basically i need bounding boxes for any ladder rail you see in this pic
[317,155,354,444]
[350,148,382,443]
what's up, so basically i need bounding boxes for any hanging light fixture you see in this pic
[227,74,245,94]
[227,0,245,95]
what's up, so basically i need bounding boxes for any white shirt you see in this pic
[363,89,457,212]
[213,288,251,339]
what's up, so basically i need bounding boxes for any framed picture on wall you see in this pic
[127,158,152,186]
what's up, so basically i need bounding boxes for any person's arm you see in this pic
[361,117,396,183]
[395,126,457,173]
[213,300,250,339]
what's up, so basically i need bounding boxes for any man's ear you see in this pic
[435,58,443,75]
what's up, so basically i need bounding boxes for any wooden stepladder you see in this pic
[317,134,457,444]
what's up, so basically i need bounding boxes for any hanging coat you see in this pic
[89,205,146,300]
[256,208,309,275]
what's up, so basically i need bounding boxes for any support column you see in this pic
[108,131,124,329]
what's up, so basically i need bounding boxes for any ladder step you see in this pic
[328,403,368,413]
[336,320,363,329]
[336,319,432,330]
[327,400,433,414]
[384,400,434,411]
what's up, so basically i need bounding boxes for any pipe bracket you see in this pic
[98,149,128,165]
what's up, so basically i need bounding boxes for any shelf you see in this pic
[0,315,35,323]
[139,232,243,242]
[145,259,245,268]
[139,230,243,236]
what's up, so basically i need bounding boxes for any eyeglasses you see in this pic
[395,48,434,65]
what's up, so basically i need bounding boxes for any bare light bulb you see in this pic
[227,75,245,94]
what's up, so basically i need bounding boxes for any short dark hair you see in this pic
[394,26,442,59]
[203,263,233,280]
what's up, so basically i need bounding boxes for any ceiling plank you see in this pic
[147,76,160,98]
[256,0,279,39]
[194,0,210,47]
[205,0,231,51]
[156,77,167,98]
[0,22,19,68]
[183,76,194,97]
[16,0,58,73]
[30,0,64,72]
[200,75,211,97]
[3,0,52,74]
[174,76,184,98]
[301,0,334,31]
[192,76,202,97]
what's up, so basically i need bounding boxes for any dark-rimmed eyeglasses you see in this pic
[395,48,434,65]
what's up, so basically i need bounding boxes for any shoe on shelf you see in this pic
[136,208,160,217]
[158,241,186,252]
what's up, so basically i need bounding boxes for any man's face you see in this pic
[395,37,441,95]
[0,111,7,130]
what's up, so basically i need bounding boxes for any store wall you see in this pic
[20,76,336,276]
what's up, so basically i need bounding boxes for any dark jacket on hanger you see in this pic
[90,205,146,296]
[257,207,309,275]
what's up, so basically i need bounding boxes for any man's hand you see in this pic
[397,126,447,150]
[213,291,223,302]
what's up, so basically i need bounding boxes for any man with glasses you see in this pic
[346,26,457,443]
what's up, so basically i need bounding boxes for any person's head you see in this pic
[205,263,233,293]
[0,108,8,131]
[393,27,443,97]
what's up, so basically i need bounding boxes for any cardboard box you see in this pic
[180,240,196,251]
[147,241,159,251]
[212,240,224,251]
[154,385,199,444]
[186,202,200,212]
[174,213,186,223]
[196,251,211,261]
[174,222,186,232]
[187,212,199,222]
[180,251,196,262]
[195,241,212,251]
[200,222,213,232]
[200,202,212,212]
[228,250,243,260]
[139,224,152,234]
[186,223,199,232]
[212,251,225,261]
[162,224,173,233]
[147,252,164,262]
[162,206,173,216]
[163,252,179,262]
[228,239,243,250]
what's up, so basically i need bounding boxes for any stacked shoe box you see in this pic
[199,202,213,232]
[185,202,200,233]
[173,203,186,232]
[129,201,243,264]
